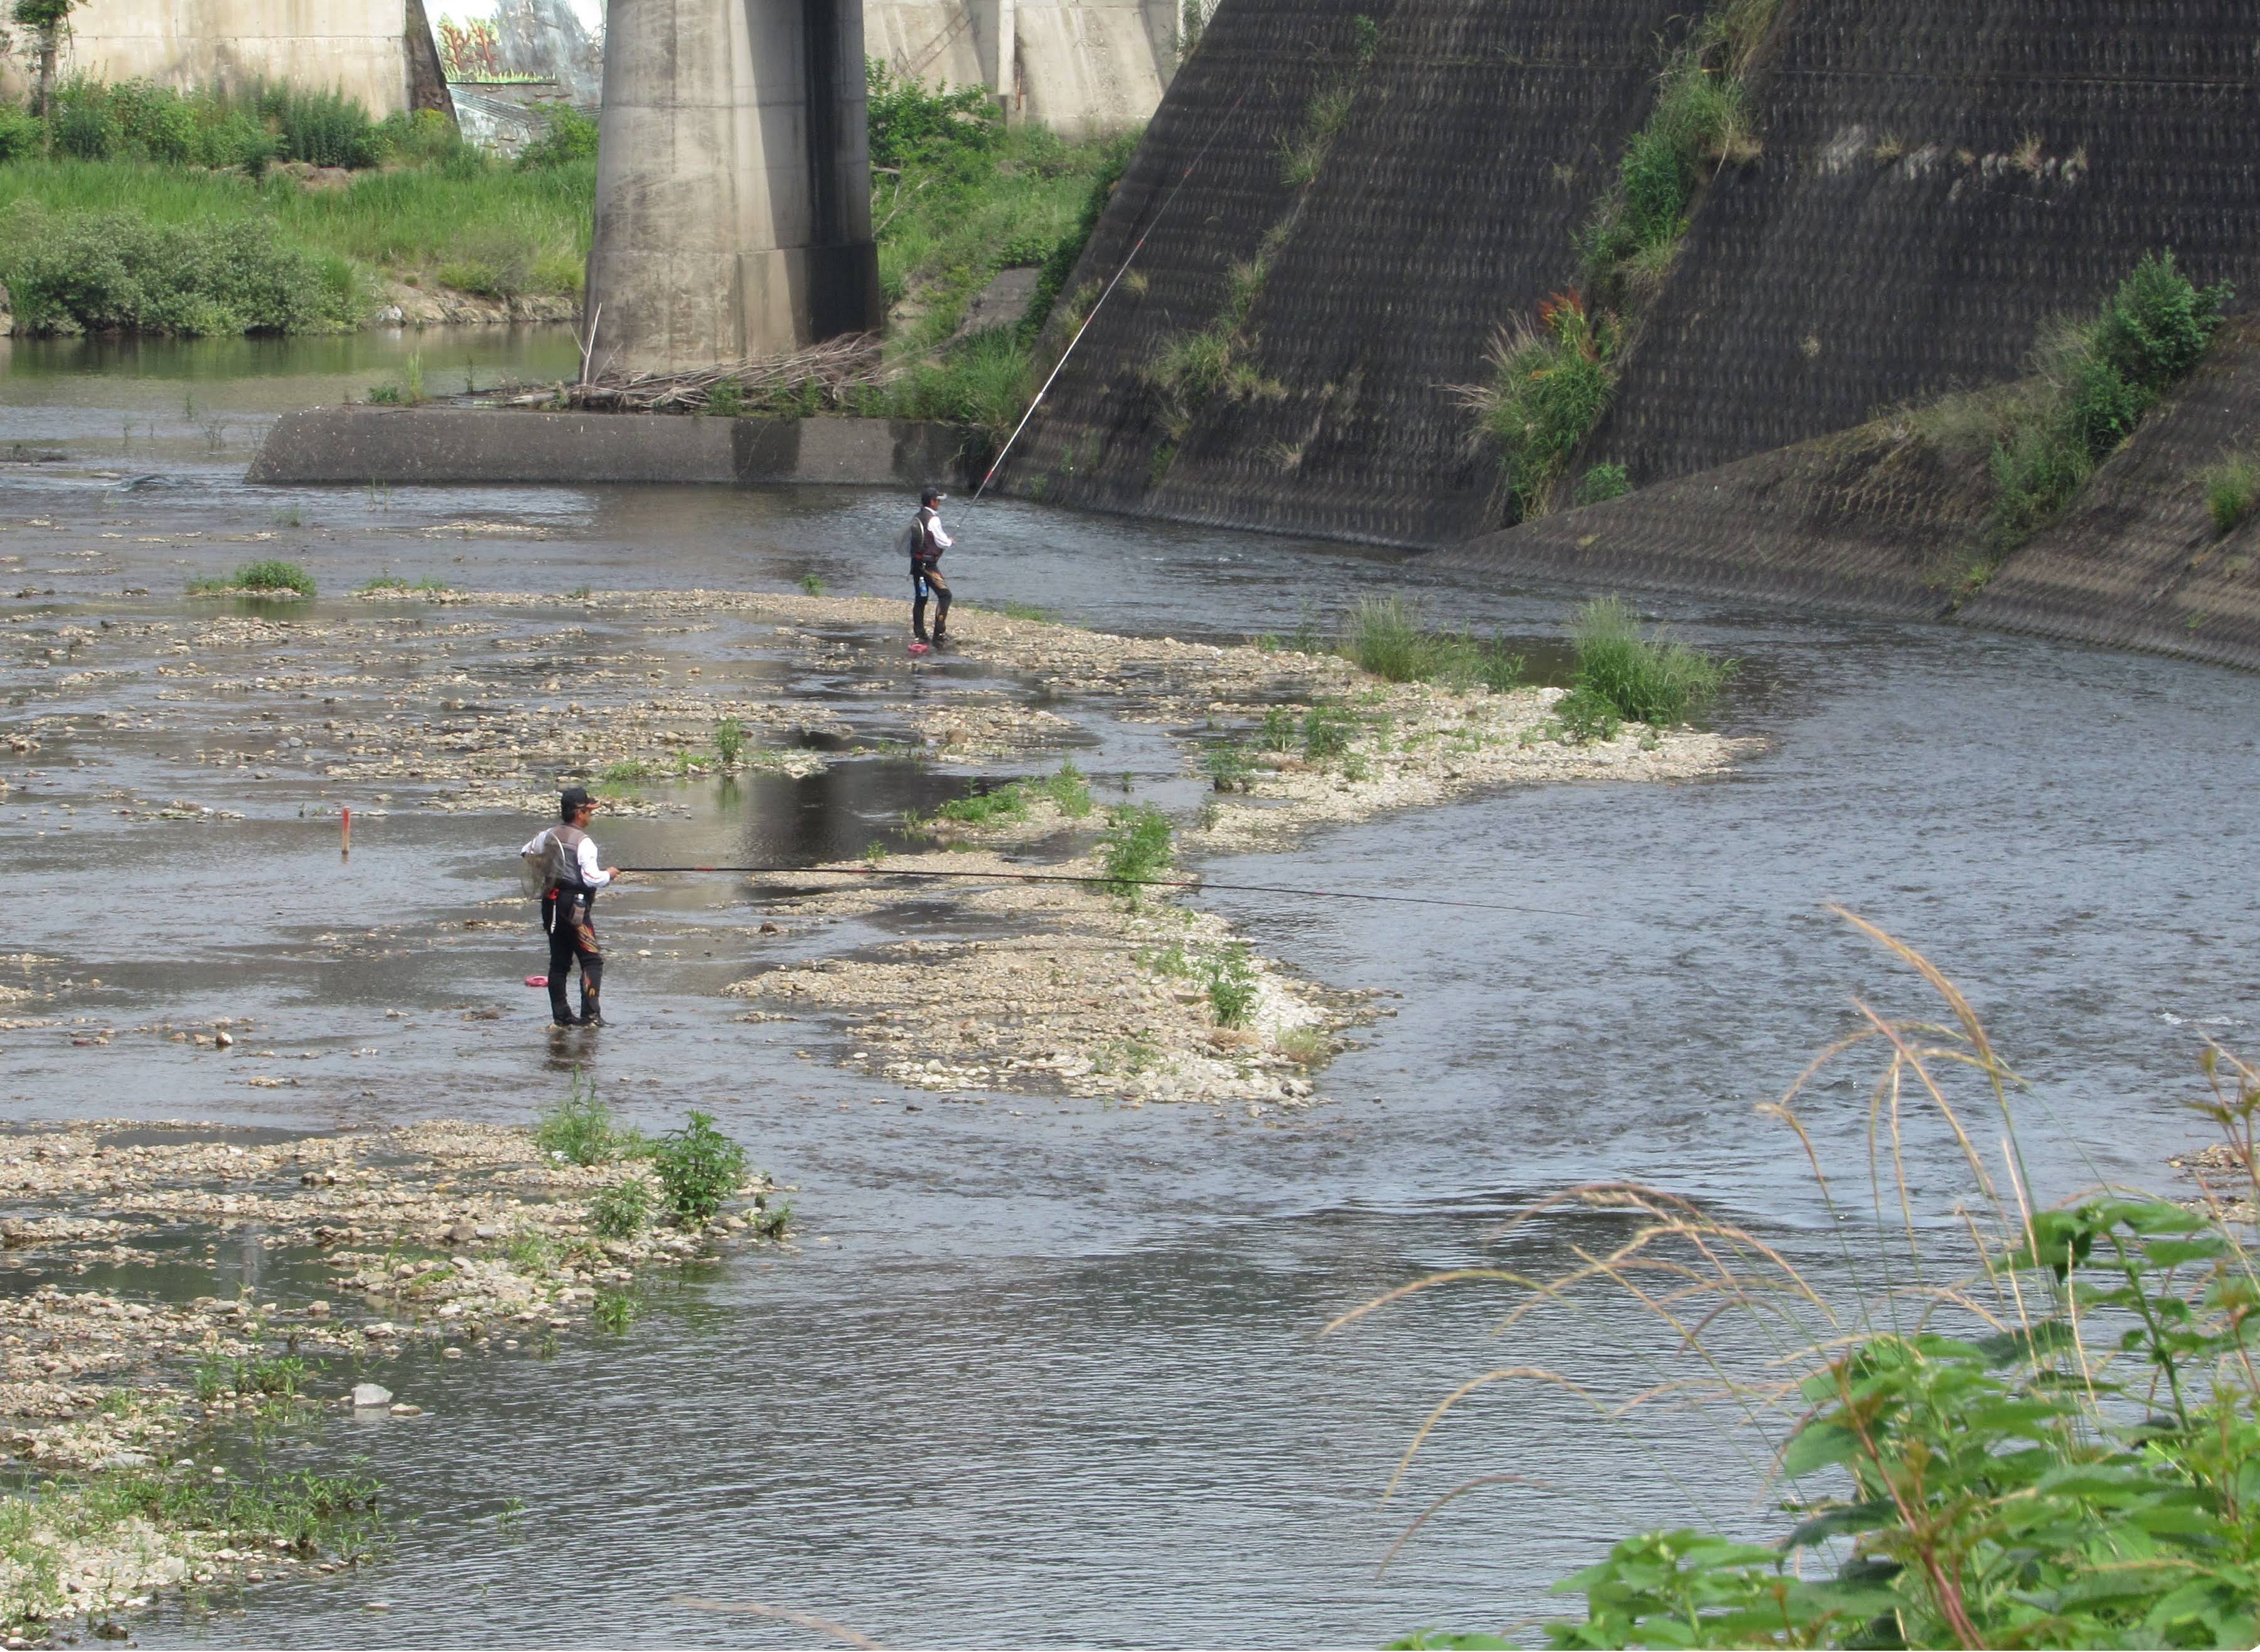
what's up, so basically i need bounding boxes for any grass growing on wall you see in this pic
[1465,0,1780,519]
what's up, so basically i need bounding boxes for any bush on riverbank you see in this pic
[1371,919,2260,1651]
[0,198,356,334]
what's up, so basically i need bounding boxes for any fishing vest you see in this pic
[527,824,592,894]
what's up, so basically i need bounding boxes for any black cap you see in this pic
[921,485,945,505]
[559,785,592,819]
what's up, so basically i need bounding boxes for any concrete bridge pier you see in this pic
[584,0,883,375]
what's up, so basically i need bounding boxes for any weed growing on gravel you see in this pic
[535,1068,637,1166]
[1258,706,1299,752]
[190,558,314,597]
[751,1200,793,1240]
[652,1111,748,1227]
[711,717,747,769]
[589,1174,654,1239]
[1301,701,1358,760]
[356,573,445,594]
[505,1223,561,1274]
[796,573,825,595]
[1201,944,1258,1028]
[1572,596,1730,725]
[1275,1026,1330,1066]
[1042,760,1094,817]
[592,1287,636,1333]
[1202,741,1256,792]
[1550,685,1624,745]
[1099,804,1174,900]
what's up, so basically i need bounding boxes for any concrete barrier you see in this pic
[247,405,978,488]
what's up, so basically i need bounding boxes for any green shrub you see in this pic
[263,84,379,168]
[51,95,118,159]
[866,58,999,170]
[712,717,747,768]
[1098,803,1173,899]
[375,107,466,167]
[2200,452,2260,535]
[517,102,598,169]
[2096,248,2229,393]
[652,1111,748,1227]
[1571,595,1730,725]
[705,379,746,417]
[232,558,314,595]
[0,104,41,161]
[0,200,356,335]
[1575,462,1630,505]
[589,1173,653,1239]
[886,325,1036,440]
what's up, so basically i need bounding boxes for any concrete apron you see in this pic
[247,406,980,488]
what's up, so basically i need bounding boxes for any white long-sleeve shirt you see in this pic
[916,506,953,557]
[520,826,612,890]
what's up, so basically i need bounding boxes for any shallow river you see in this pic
[3,329,2256,1646]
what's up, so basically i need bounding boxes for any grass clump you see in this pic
[1338,595,1524,692]
[712,717,747,769]
[1099,804,1174,900]
[935,781,1032,828]
[1202,741,1256,792]
[355,573,444,595]
[652,1111,748,1227]
[2198,450,2260,536]
[189,558,314,597]
[534,1068,647,1167]
[1549,683,1624,745]
[1457,293,1617,520]
[589,1173,655,1240]
[1042,760,1094,818]
[1570,596,1729,726]
[1366,917,2260,1651]
[1275,1026,1330,1066]
[592,1287,636,1333]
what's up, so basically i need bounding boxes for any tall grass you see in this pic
[1358,915,2260,1649]
[1571,595,1729,725]
[1457,292,1616,519]
[1339,595,1524,693]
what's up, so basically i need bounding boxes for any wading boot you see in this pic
[578,988,605,1028]
[548,982,575,1028]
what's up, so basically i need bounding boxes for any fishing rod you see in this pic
[616,863,1589,917]
[973,89,1251,499]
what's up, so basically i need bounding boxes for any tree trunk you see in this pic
[35,31,58,122]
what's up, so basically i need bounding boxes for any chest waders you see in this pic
[531,824,604,1026]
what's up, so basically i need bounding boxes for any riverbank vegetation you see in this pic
[0,80,592,333]
[1372,917,2260,1649]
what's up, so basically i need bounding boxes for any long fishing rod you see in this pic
[617,863,1588,917]
[973,89,1251,499]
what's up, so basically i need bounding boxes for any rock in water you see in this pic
[350,1382,392,1409]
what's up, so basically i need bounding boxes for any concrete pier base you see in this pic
[247,407,975,489]
[584,0,883,376]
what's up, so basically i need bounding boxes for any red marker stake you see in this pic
[341,806,351,860]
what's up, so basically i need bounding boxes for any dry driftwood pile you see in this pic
[502,333,889,413]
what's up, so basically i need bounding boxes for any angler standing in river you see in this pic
[909,484,953,647]
[521,786,619,1028]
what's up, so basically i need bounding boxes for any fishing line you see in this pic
[617,864,1591,917]
[972,89,1251,500]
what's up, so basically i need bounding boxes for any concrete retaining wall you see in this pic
[867,0,1177,137]
[38,0,418,114]
[247,406,977,489]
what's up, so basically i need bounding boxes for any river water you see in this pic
[3,329,2256,1646]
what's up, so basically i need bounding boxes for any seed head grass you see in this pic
[1340,911,2260,1649]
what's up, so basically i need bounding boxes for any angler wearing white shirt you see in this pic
[519,785,619,1028]
[909,484,954,645]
